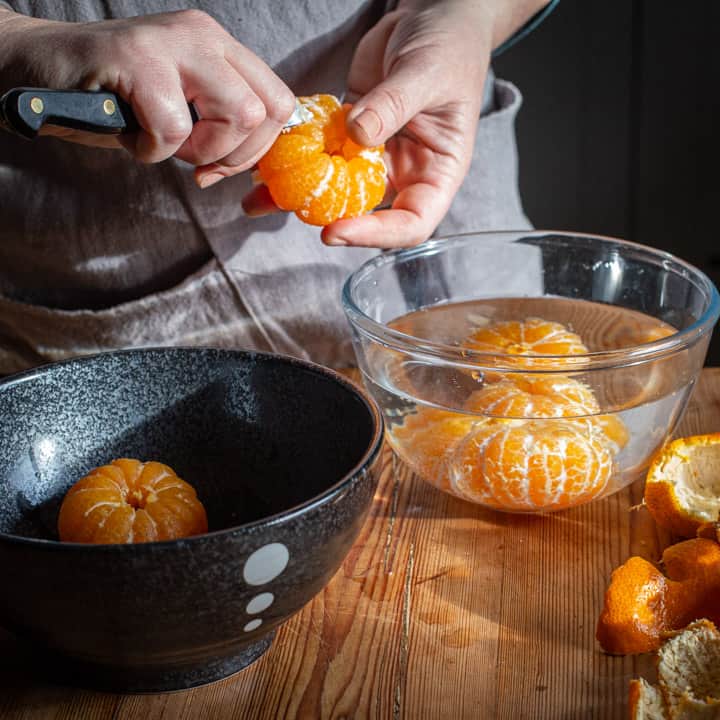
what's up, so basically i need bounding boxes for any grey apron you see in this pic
[0,0,530,375]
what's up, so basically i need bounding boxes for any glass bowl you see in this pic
[342,231,720,513]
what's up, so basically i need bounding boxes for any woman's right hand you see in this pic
[0,8,296,185]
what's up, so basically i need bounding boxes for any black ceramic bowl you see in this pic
[0,348,382,693]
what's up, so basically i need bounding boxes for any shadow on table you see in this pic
[367,450,655,717]
[368,447,651,653]
[374,448,617,532]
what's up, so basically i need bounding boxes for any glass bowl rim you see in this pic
[341,230,720,372]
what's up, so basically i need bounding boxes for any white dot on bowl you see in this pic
[243,618,263,632]
[243,542,289,585]
[246,592,274,614]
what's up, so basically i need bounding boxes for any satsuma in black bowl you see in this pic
[0,348,383,693]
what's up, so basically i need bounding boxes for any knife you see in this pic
[0,87,311,140]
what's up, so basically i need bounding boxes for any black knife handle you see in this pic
[0,88,141,139]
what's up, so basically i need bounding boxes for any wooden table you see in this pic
[2,369,719,720]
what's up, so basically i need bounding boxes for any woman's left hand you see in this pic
[321,0,491,249]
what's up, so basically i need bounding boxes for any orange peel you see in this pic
[628,677,667,720]
[644,434,720,538]
[596,538,720,654]
[656,619,720,719]
[629,619,720,719]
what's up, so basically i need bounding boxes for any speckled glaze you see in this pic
[0,349,383,693]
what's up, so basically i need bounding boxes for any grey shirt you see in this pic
[0,1,529,374]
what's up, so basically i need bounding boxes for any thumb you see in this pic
[346,58,430,146]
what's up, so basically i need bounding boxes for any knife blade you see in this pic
[0,88,311,140]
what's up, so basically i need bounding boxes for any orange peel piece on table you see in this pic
[644,434,720,538]
[257,94,387,226]
[698,520,720,542]
[628,677,668,720]
[58,458,208,544]
[628,619,720,719]
[596,538,720,655]
[655,619,720,719]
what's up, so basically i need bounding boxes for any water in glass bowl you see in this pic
[364,296,694,512]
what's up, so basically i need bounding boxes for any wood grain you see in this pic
[2,370,720,720]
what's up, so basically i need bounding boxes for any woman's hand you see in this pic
[326,0,550,249]
[0,9,296,184]
[319,0,491,248]
[243,0,547,248]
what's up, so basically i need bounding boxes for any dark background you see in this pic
[494,1,720,363]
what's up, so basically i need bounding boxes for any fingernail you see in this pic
[350,109,381,142]
[325,237,348,247]
[198,172,224,189]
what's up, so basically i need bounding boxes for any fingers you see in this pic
[124,58,291,174]
[173,68,267,167]
[241,184,280,217]
[224,40,297,127]
[189,40,295,184]
[193,113,284,187]
[4,8,295,169]
[346,12,398,100]
[180,41,296,175]
[346,54,437,148]
[105,11,293,172]
[321,178,454,249]
[118,64,194,163]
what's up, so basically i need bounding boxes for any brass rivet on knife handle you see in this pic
[30,97,44,114]
[103,99,116,116]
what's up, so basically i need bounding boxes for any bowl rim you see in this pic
[0,347,384,550]
[341,230,720,372]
